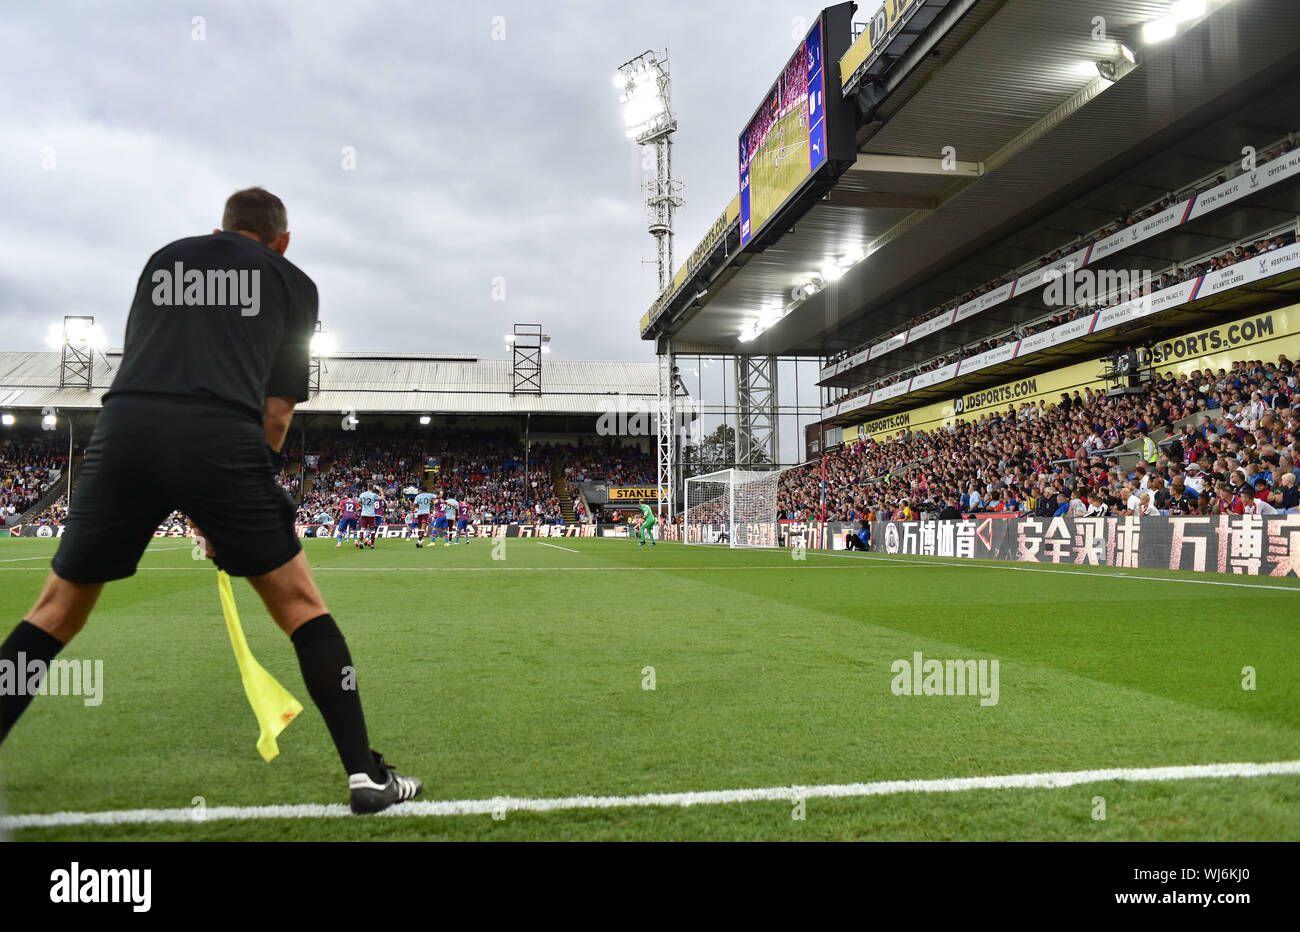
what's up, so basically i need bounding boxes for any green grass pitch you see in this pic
[748,106,811,236]
[1,536,1297,841]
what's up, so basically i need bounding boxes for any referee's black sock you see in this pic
[0,621,65,744]
[291,614,385,782]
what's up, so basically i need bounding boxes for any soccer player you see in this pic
[405,508,420,541]
[413,489,434,547]
[431,498,448,547]
[0,187,420,813]
[442,497,459,546]
[637,502,656,547]
[358,485,382,549]
[336,495,359,548]
[456,498,471,545]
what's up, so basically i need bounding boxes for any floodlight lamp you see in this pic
[1170,0,1207,23]
[1142,17,1177,43]
[1096,60,1118,82]
[0,414,14,427]
[310,331,336,355]
[43,413,57,428]
[1118,42,1138,64]
[419,415,431,425]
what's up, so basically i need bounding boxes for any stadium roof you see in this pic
[0,351,662,416]
[644,0,1300,356]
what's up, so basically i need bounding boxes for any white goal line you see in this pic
[4,760,1297,830]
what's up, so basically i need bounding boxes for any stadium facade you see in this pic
[640,0,1300,448]
[630,0,1300,575]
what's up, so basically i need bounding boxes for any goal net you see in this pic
[684,468,781,548]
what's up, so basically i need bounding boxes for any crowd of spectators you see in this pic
[295,433,427,521]
[783,355,1300,522]
[560,439,655,488]
[1,436,70,526]
[7,429,658,530]
[292,433,575,527]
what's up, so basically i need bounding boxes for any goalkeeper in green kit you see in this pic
[636,502,656,547]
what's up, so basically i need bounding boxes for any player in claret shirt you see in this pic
[413,489,434,547]
[357,486,382,549]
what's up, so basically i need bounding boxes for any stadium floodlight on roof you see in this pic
[1,414,15,426]
[309,322,333,396]
[309,330,336,356]
[53,315,104,389]
[510,323,545,396]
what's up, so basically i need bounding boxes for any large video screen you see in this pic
[739,19,827,246]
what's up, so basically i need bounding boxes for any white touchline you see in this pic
[537,542,580,554]
[4,760,1298,829]
[0,545,192,564]
[819,551,1300,593]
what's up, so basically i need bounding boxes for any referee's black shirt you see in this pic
[103,231,318,420]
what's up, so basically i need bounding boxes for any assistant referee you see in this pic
[0,188,421,814]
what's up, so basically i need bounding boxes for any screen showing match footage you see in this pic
[739,19,827,246]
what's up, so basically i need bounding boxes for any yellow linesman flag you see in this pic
[217,570,303,762]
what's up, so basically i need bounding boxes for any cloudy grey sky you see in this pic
[0,0,827,364]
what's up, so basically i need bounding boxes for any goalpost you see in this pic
[684,468,781,548]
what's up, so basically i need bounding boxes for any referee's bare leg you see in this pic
[3,527,419,813]
[2,573,101,741]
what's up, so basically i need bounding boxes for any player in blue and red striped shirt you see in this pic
[335,496,359,548]
[457,499,472,545]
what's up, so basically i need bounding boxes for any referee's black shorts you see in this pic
[51,394,301,584]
